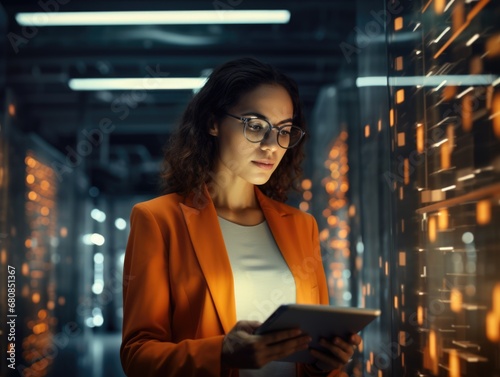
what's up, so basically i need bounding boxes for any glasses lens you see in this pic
[244,119,269,142]
[278,126,303,148]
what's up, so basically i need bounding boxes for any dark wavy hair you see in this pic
[160,57,307,202]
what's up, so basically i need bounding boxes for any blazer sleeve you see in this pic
[120,204,226,377]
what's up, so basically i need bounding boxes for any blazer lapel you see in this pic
[179,186,236,334]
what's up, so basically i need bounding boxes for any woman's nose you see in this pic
[260,129,280,150]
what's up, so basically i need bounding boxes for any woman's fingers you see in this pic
[320,338,352,363]
[260,332,312,364]
[253,327,311,361]
[310,348,342,369]
[269,333,311,351]
[259,328,303,344]
[350,334,363,347]
[308,335,362,371]
[223,322,312,368]
[236,320,262,333]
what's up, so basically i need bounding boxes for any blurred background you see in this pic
[0,0,499,376]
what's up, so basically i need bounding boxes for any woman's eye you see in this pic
[279,127,292,136]
[247,122,265,131]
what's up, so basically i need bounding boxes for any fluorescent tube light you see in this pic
[456,86,474,99]
[16,10,291,26]
[431,138,448,148]
[356,77,388,87]
[68,77,208,91]
[441,185,456,192]
[432,27,450,44]
[433,79,447,92]
[356,75,498,87]
[444,0,456,12]
[457,174,475,182]
[465,33,480,47]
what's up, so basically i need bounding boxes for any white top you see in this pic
[218,216,297,377]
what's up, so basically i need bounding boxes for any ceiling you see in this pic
[1,0,357,195]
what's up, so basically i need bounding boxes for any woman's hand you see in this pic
[308,334,362,372]
[221,320,312,369]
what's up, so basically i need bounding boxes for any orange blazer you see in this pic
[120,185,339,377]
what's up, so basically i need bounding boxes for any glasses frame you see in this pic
[224,112,306,149]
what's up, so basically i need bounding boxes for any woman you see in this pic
[120,58,361,377]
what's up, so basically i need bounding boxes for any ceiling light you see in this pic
[68,77,208,91]
[16,10,291,26]
[356,75,498,87]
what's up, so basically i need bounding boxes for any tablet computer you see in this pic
[254,304,380,363]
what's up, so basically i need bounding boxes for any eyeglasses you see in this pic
[224,113,305,149]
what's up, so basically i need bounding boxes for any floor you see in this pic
[47,332,126,377]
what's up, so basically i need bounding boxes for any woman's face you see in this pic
[211,84,294,186]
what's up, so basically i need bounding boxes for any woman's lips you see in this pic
[252,161,275,170]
